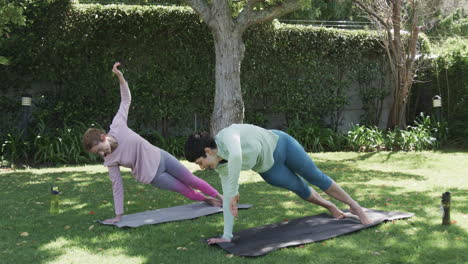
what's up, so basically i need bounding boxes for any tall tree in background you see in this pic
[283,0,363,21]
[185,0,310,134]
[0,2,25,65]
[351,0,426,128]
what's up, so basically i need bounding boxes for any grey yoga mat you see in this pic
[98,202,252,228]
[209,209,414,257]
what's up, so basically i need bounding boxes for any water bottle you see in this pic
[50,186,60,215]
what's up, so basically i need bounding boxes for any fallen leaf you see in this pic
[451,220,457,224]
[20,232,29,237]
[298,245,305,248]
[64,225,71,230]
[225,254,233,258]
[89,211,95,215]
[97,248,103,251]
[321,242,327,245]
[88,225,94,231]
[455,237,461,240]
[372,252,381,255]
[283,219,289,222]
[176,247,187,250]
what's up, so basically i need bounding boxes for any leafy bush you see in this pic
[347,124,385,152]
[427,9,468,38]
[151,131,186,158]
[347,114,448,152]
[1,120,100,167]
[1,130,31,167]
[33,120,99,165]
[413,36,468,147]
[287,117,347,152]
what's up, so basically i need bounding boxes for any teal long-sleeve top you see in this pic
[214,124,279,239]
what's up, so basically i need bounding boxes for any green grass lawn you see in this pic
[1,151,467,264]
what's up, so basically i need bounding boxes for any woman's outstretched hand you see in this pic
[112,62,123,77]
[230,194,240,217]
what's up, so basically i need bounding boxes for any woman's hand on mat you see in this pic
[112,62,123,77]
[205,196,222,207]
[230,194,240,217]
[103,215,122,224]
[207,237,231,244]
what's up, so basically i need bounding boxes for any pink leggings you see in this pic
[151,150,219,201]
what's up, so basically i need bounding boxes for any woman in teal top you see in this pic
[185,124,372,244]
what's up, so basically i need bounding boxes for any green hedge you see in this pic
[242,22,385,129]
[0,2,386,135]
[0,1,399,164]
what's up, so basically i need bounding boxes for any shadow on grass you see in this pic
[315,160,427,182]
[1,163,466,264]
[329,151,430,164]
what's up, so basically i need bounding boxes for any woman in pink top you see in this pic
[82,62,222,224]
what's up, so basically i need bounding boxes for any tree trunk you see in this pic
[210,30,245,135]
[353,0,420,129]
[386,0,419,129]
[386,0,405,129]
[186,0,302,135]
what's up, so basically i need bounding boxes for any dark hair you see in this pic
[184,132,217,162]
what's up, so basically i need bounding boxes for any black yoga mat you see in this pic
[209,209,414,257]
[98,202,252,228]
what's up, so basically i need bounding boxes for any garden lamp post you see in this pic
[432,95,442,122]
[20,93,32,138]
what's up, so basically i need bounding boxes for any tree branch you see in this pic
[236,0,301,32]
[185,0,213,26]
[352,0,389,29]
[406,0,419,73]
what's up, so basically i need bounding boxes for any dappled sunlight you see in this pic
[60,201,90,212]
[40,237,146,264]
[277,200,302,209]
[39,237,71,251]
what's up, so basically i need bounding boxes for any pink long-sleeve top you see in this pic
[103,81,161,215]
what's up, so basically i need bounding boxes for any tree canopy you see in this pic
[0,1,25,65]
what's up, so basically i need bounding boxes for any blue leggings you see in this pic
[259,130,333,199]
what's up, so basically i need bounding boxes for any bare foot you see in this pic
[205,196,222,207]
[327,205,345,220]
[207,237,231,244]
[350,206,372,225]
